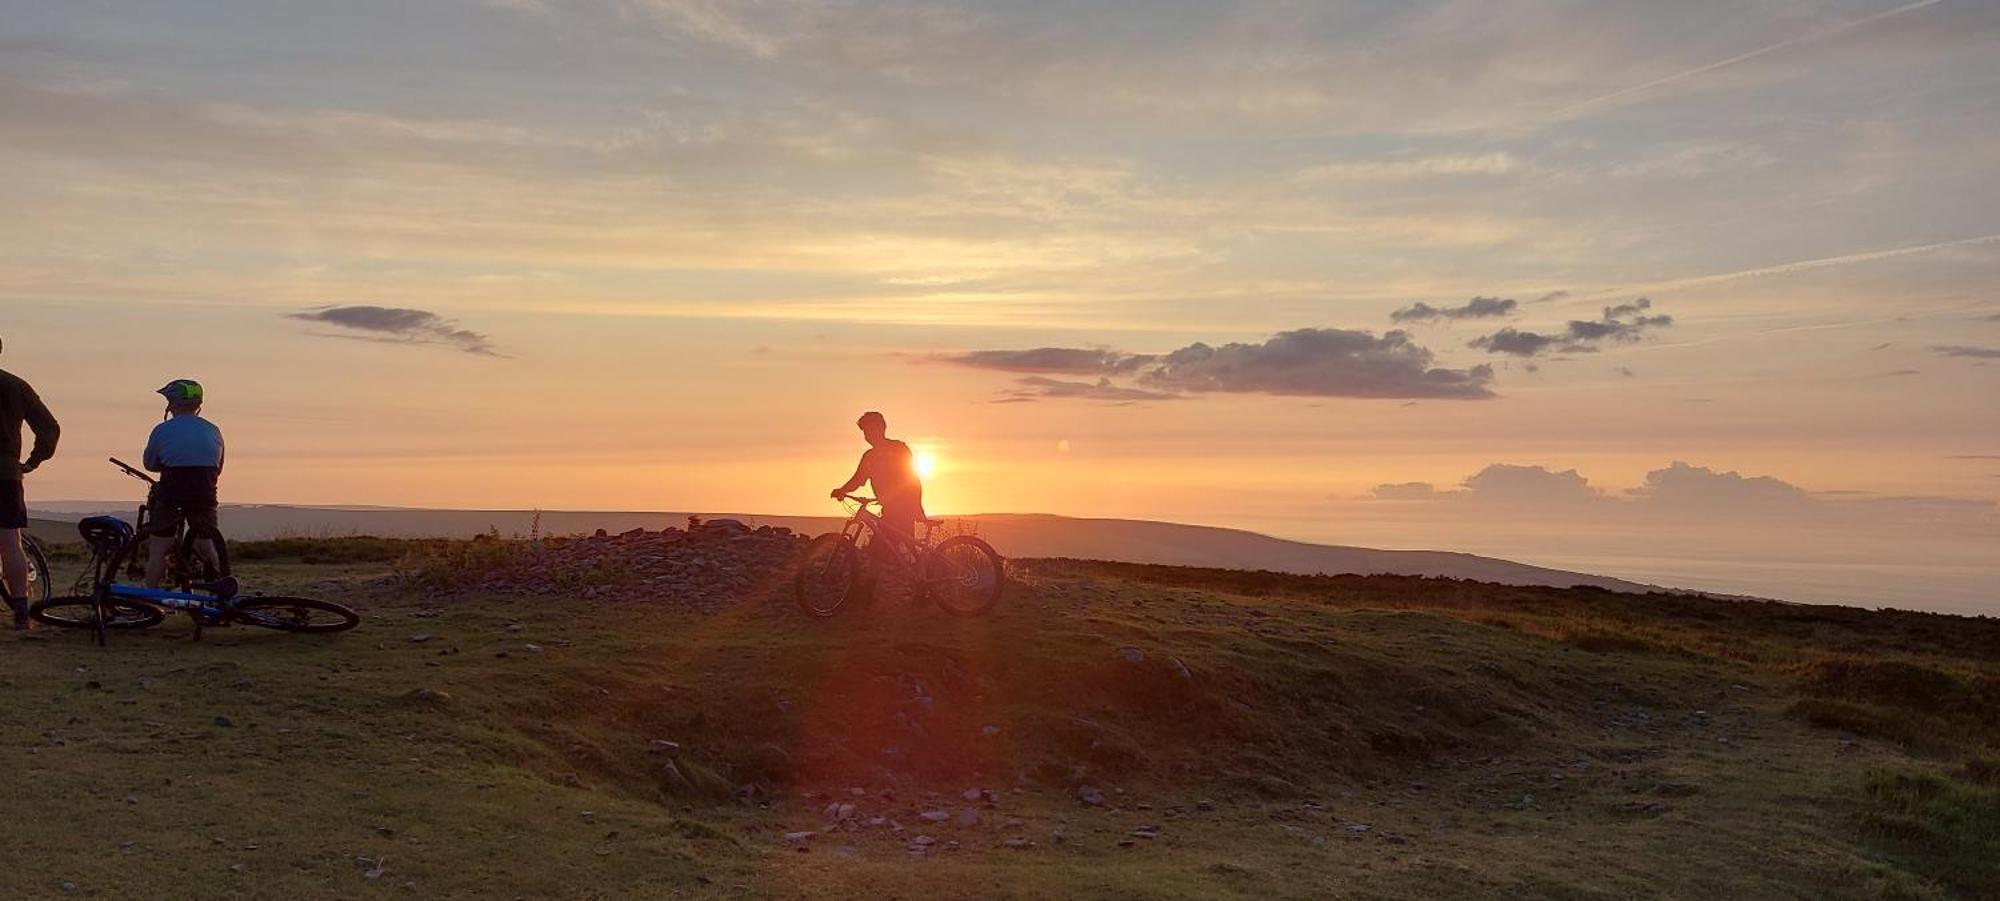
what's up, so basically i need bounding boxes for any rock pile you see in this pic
[467,518,812,612]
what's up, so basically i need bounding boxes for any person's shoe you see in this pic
[5,595,28,631]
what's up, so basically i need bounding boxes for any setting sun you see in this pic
[913,449,938,480]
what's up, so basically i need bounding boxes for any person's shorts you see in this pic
[0,479,24,530]
[147,468,220,538]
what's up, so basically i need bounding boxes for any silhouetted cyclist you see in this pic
[830,411,927,561]
[142,379,225,588]
[0,337,60,628]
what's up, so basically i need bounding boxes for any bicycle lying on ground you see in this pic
[795,495,1004,618]
[30,458,360,644]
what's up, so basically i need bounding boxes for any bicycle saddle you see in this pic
[76,516,136,551]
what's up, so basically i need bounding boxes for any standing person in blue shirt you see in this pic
[142,379,225,588]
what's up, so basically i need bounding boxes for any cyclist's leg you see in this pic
[1,480,28,624]
[877,510,918,567]
[0,530,26,626]
[143,499,185,589]
[187,504,223,575]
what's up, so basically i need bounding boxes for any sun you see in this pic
[914,449,937,479]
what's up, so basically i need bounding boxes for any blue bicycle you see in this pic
[30,462,359,644]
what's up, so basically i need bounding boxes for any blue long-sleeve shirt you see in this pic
[144,415,225,471]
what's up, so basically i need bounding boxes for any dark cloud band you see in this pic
[1391,296,1518,323]
[1469,297,1673,357]
[944,327,1495,401]
[288,305,499,356]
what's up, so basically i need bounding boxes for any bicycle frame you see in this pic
[105,582,230,617]
[839,500,938,569]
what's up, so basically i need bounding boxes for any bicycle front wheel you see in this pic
[229,596,360,633]
[795,533,862,617]
[30,595,166,630]
[925,535,1005,616]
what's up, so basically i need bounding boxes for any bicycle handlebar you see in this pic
[109,457,156,485]
[837,495,879,507]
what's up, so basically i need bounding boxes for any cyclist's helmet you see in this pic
[158,379,204,408]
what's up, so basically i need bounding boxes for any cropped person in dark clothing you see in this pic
[142,379,225,588]
[0,337,61,627]
[830,411,927,562]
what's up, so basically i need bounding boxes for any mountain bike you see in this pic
[30,460,359,644]
[795,495,1004,618]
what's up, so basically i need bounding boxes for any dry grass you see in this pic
[1,548,1994,898]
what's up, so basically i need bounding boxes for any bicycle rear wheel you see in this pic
[175,525,230,586]
[22,536,52,608]
[229,596,360,633]
[795,533,863,617]
[925,535,1005,616]
[31,595,166,630]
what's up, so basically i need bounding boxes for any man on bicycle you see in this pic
[830,411,927,562]
[1,338,61,628]
[142,379,225,589]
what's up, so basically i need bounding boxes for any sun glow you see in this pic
[914,449,938,479]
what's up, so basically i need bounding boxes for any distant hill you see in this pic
[30,502,1663,594]
[23,517,73,545]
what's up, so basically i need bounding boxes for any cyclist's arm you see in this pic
[216,431,225,474]
[832,452,871,496]
[20,385,58,472]
[142,426,164,472]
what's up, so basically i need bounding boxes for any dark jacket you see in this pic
[0,368,59,480]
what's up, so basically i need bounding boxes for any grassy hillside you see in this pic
[1,544,1993,899]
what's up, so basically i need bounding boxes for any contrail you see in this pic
[1610,232,2000,295]
[1547,0,1949,121]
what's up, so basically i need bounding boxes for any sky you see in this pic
[1,1,1996,609]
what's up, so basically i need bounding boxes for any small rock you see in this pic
[213,716,234,728]
[524,643,544,654]
[408,633,433,643]
[1117,646,1145,664]
[505,623,523,633]
[783,831,815,845]
[957,808,981,828]
[647,739,682,756]
[919,810,950,823]
[1001,838,1032,850]
[1195,799,1215,812]
[962,788,983,802]
[1076,786,1106,807]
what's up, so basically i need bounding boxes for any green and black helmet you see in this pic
[157,378,205,407]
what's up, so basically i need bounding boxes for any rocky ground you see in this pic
[457,518,811,610]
